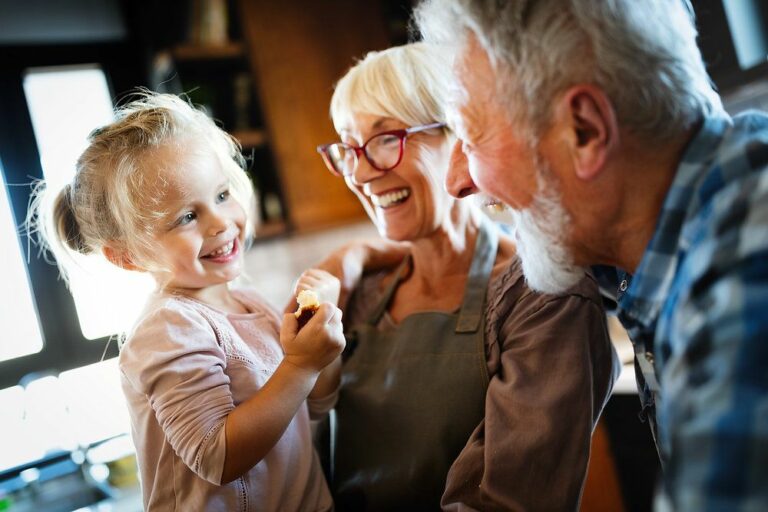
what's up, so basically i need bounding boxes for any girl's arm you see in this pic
[309,356,341,401]
[221,303,344,484]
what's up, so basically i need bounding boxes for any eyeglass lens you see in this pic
[328,132,402,175]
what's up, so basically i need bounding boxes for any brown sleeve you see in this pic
[442,276,617,512]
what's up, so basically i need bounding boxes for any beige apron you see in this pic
[332,218,498,511]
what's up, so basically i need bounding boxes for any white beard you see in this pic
[507,170,585,295]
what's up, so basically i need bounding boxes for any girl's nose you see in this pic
[445,140,478,198]
[207,211,229,236]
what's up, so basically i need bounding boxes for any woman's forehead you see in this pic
[339,113,404,138]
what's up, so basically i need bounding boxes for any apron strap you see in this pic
[367,256,412,325]
[456,216,499,333]
[366,216,499,330]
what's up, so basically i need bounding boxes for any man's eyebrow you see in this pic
[447,100,481,142]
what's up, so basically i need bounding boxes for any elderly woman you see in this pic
[315,43,618,511]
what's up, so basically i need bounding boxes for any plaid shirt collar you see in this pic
[618,112,732,331]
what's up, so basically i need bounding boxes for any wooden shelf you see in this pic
[171,42,246,61]
[254,220,289,240]
[231,129,267,149]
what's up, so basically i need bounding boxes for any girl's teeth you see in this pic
[209,241,234,257]
[372,189,410,208]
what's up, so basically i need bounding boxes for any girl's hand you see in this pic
[293,269,341,306]
[280,303,345,373]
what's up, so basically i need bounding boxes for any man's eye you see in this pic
[217,190,230,203]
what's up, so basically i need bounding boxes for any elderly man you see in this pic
[415,0,768,509]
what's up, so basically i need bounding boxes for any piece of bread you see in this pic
[294,289,320,329]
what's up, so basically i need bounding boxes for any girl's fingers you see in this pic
[279,313,299,344]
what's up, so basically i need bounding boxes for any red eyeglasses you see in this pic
[316,122,446,177]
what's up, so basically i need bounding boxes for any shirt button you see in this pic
[645,351,655,364]
[619,279,628,292]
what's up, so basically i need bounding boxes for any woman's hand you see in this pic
[315,238,410,309]
[280,303,345,373]
[293,269,341,306]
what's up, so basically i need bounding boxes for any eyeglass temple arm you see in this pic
[404,122,446,134]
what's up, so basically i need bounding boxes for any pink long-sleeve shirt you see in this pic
[119,288,332,512]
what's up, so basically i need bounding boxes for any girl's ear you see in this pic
[102,244,143,272]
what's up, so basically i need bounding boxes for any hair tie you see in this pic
[88,126,106,139]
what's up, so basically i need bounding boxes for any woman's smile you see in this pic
[371,187,411,209]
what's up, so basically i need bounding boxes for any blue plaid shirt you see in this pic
[596,110,768,510]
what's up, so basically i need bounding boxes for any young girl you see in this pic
[33,92,343,511]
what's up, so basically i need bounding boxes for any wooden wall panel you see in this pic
[238,0,392,231]
[581,420,626,512]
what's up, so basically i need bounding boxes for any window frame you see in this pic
[695,0,768,92]
[0,42,144,389]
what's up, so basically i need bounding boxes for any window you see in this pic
[0,44,145,389]
[0,358,131,473]
[0,2,145,478]
[0,157,44,362]
[23,65,154,340]
[722,0,768,70]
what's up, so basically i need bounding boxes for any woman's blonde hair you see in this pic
[330,42,452,131]
[30,90,257,284]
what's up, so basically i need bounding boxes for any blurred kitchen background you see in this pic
[1,0,767,510]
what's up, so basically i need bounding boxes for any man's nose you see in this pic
[445,140,478,198]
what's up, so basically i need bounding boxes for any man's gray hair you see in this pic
[415,0,723,140]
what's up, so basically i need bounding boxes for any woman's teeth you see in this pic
[206,240,234,258]
[372,189,410,208]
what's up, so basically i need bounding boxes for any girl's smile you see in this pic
[201,236,240,263]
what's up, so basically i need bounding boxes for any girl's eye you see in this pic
[177,212,196,226]
[217,190,230,203]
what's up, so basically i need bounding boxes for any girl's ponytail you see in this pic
[27,178,88,286]
[52,182,89,255]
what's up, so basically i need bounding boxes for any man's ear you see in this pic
[102,244,143,272]
[555,85,618,181]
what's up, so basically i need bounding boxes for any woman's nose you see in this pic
[445,140,478,198]
[349,152,384,187]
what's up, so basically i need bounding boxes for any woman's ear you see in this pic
[554,84,618,181]
[102,244,143,272]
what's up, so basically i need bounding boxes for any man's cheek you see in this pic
[468,155,496,191]
[466,155,483,181]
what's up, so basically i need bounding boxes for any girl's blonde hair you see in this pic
[330,42,452,132]
[30,91,257,284]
